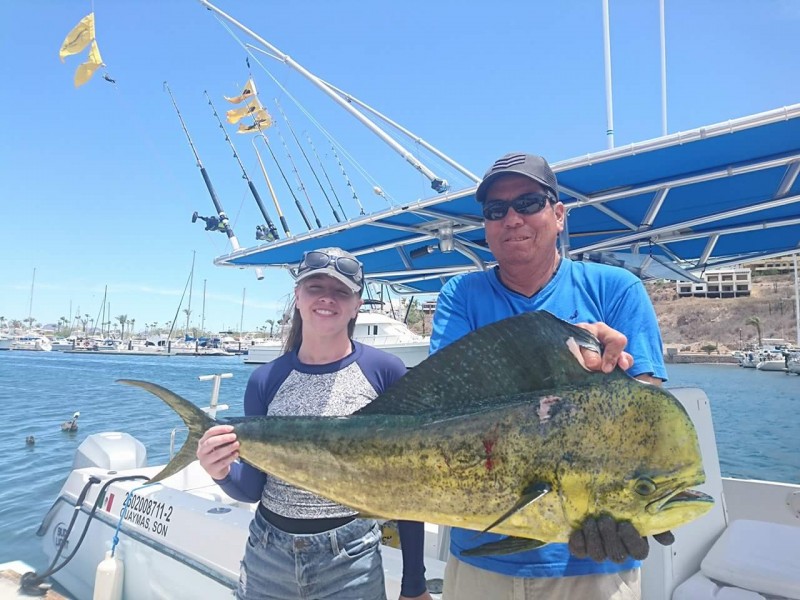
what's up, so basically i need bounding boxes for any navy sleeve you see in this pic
[398,521,427,596]
[356,343,409,392]
[214,358,293,502]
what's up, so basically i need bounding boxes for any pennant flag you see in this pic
[236,109,273,134]
[226,98,262,124]
[225,78,257,104]
[74,40,104,88]
[59,13,95,63]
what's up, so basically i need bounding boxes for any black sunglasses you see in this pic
[481,192,554,221]
[298,251,363,281]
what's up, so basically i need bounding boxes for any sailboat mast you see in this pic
[202,279,207,334]
[186,251,195,334]
[28,268,36,328]
[239,287,246,350]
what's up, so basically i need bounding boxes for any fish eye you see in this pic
[634,477,657,496]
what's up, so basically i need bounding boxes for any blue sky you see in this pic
[1,0,799,334]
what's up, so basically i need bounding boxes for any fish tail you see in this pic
[117,379,214,482]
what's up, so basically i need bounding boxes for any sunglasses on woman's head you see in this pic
[481,192,554,221]
[298,251,363,280]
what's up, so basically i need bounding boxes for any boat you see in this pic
[24,2,800,599]
[0,334,12,351]
[244,310,430,367]
[31,381,800,600]
[10,334,53,352]
[755,351,788,372]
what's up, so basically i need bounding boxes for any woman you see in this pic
[197,247,431,600]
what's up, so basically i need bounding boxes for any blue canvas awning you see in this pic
[215,104,800,294]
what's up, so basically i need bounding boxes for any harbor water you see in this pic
[0,350,797,572]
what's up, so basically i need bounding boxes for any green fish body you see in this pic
[120,311,713,547]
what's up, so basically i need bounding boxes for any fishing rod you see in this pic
[275,99,340,223]
[330,141,366,215]
[305,131,348,220]
[163,82,265,280]
[254,133,312,231]
[275,122,322,228]
[250,136,292,236]
[204,90,280,242]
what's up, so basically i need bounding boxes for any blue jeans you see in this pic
[236,509,387,600]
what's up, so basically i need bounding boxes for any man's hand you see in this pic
[575,322,634,374]
[568,515,674,563]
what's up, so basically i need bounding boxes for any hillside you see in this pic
[409,274,799,354]
[647,274,798,353]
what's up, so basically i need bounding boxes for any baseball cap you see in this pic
[295,247,364,293]
[475,152,559,203]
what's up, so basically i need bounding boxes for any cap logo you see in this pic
[488,153,528,173]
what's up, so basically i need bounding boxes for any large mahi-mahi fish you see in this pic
[120,311,713,553]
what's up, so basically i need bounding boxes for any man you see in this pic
[431,152,670,600]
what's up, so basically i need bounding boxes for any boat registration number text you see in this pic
[123,494,173,537]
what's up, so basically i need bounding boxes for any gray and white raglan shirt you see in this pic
[215,341,407,518]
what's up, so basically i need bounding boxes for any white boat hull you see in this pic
[36,389,799,600]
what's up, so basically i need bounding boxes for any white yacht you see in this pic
[244,311,430,367]
[10,334,53,352]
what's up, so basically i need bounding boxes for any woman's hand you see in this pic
[196,424,239,480]
[575,322,634,373]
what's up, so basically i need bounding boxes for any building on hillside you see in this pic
[676,267,751,298]
[745,255,798,275]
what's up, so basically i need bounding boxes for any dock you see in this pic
[0,563,69,600]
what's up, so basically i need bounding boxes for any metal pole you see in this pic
[659,0,668,136]
[794,253,799,344]
[602,0,615,149]
[198,0,448,193]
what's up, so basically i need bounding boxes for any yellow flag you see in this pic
[226,98,262,124]
[59,13,95,63]
[236,109,273,134]
[74,40,104,88]
[225,78,257,104]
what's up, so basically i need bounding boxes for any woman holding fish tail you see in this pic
[197,247,431,600]
[430,154,671,600]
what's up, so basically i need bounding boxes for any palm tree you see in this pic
[129,318,136,337]
[116,315,128,340]
[265,319,275,337]
[745,316,763,347]
[0,316,6,332]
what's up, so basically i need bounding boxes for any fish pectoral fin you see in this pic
[479,481,551,535]
[461,536,546,557]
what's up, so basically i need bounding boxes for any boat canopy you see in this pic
[215,104,800,294]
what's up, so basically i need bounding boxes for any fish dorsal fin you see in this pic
[355,310,615,416]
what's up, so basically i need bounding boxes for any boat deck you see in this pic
[0,563,70,599]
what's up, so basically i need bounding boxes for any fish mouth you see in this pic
[647,487,714,513]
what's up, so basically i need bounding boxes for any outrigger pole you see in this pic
[164,82,265,280]
[204,91,280,242]
[198,0,449,193]
[275,98,341,223]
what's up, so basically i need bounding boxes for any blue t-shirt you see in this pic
[430,258,667,578]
